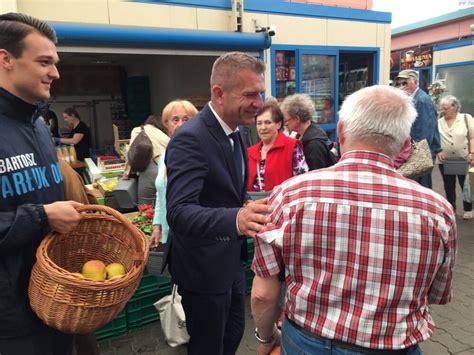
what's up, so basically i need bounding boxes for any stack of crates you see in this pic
[126,269,172,329]
[95,309,127,341]
[245,238,255,294]
[95,269,172,341]
[96,239,255,341]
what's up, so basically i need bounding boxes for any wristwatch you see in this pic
[254,326,276,344]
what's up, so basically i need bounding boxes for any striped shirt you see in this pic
[252,151,457,350]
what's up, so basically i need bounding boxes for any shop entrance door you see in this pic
[299,50,338,140]
[338,52,374,104]
[416,67,431,93]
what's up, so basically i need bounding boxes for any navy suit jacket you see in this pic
[165,104,249,293]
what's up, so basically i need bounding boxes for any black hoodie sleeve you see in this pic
[0,204,49,255]
[304,139,330,171]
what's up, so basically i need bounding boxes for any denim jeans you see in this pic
[281,318,422,355]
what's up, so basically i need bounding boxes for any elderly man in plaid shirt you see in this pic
[250,85,457,355]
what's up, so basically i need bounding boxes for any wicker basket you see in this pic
[28,205,149,334]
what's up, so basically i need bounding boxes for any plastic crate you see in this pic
[247,238,255,261]
[125,269,172,329]
[126,288,172,329]
[89,148,120,165]
[245,268,255,295]
[95,309,127,341]
[134,268,171,297]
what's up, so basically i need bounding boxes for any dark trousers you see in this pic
[413,173,432,189]
[0,323,73,355]
[179,267,245,355]
[73,333,100,355]
[439,164,472,212]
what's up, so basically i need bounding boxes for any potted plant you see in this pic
[427,79,446,110]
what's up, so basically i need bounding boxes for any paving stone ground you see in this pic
[98,166,474,354]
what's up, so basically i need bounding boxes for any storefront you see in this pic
[7,0,391,145]
[391,7,473,114]
[49,23,270,148]
[272,46,379,140]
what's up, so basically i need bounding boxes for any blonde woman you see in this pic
[437,95,474,219]
[150,100,198,247]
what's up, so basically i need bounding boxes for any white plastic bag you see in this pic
[154,284,190,347]
[463,173,471,203]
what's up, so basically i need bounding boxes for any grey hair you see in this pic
[440,95,461,112]
[280,94,315,122]
[338,85,416,157]
[210,52,265,92]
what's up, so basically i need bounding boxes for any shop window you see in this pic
[301,53,336,124]
[274,50,296,102]
[437,64,474,115]
[338,52,373,105]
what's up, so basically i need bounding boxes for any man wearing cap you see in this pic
[395,69,441,188]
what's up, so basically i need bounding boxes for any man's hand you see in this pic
[256,331,280,355]
[44,201,83,233]
[238,201,273,238]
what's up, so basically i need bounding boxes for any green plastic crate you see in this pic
[247,238,255,261]
[133,269,171,297]
[95,309,127,341]
[126,288,172,329]
[245,267,255,295]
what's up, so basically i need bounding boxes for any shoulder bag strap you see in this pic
[465,114,471,154]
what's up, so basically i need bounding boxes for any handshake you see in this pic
[237,198,273,238]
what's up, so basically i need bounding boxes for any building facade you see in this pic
[391,7,473,114]
[1,0,391,145]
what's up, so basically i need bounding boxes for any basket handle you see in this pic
[76,204,147,262]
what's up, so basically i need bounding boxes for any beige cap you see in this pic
[395,69,419,81]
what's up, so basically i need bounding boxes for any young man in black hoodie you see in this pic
[0,13,83,355]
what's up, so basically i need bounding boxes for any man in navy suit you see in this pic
[165,52,272,354]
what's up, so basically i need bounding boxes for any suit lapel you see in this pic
[203,105,243,199]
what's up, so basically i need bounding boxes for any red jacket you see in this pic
[247,131,300,191]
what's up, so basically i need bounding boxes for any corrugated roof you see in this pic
[392,7,474,35]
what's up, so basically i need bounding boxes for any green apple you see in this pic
[106,263,126,280]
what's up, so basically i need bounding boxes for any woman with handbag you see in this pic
[437,95,474,219]
[127,115,170,205]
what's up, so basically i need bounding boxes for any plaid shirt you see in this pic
[252,151,457,350]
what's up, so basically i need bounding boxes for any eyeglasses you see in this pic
[395,81,409,87]
[283,116,294,125]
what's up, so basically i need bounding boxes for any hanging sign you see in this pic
[400,47,433,69]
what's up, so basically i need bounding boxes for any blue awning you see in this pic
[50,22,272,51]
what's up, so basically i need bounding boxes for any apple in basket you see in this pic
[81,260,107,281]
[105,263,126,280]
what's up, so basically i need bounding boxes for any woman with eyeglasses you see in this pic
[437,95,474,219]
[247,101,308,192]
[281,93,335,171]
[149,100,198,248]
